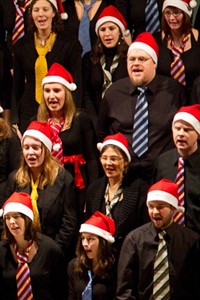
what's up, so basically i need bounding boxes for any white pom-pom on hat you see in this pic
[53,143,61,151]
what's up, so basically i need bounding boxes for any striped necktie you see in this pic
[174,157,185,225]
[82,270,92,300]
[12,0,30,45]
[15,240,34,300]
[145,0,160,34]
[132,87,148,157]
[170,35,189,86]
[48,116,64,166]
[153,231,170,299]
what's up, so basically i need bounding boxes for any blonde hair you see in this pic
[15,145,63,189]
[37,85,76,129]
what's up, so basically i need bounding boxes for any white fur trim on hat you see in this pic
[95,16,125,35]
[42,75,77,91]
[22,129,52,152]
[97,139,131,162]
[162,0,197,17]
[128,42,158,65]
[80,224,115,243]
[48,0,58,9]
[0,106,3,113]
[3,202,34,220]
[173,112,200,134]
[147,190,185,213]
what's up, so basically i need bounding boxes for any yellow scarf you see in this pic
[34,32,56,103]
[30,176,41,232]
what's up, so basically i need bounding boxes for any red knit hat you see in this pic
[42,63,77,91]
[162,0,197,17]
[128,32,159,65]
[0,192,34,220]
[80,211,115,243]
[173,104,200,134]
[147,179,184,213]
[97,132,131,162]
[48,0,68,19]
[95,5,128,35]
[22,121,55,152]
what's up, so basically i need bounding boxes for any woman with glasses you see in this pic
[84,133,149,258]
[153,0,200,104]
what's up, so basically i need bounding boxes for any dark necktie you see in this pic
[174,157,185,225]
[132,87,148,157]
[82,270,92,300]
[145,0,160,34]
[153,231,170,299]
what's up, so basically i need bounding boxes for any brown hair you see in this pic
[74,235,115,278]
[90,35,128,65]
[28,0,64,33]
[0,118,13,139]
[37,86,76,130]
[1,214,37,244]
[162,9,192,38]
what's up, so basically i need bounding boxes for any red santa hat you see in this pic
[128,32,159,65]
[97,132,131,162]
[147,179,184,213]
[95,5,128,35]
[173,104,200,135]
[0,192,34,220]
[48,0,68,19]
[22,121,56,152]
[42,63,77,91]
[80,211,115,243]
[162,0,197,17]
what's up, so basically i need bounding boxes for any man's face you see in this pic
[172,120,199,158]
[127,49,157,86]
[147,200,175,229]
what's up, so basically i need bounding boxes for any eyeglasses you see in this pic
[100,156,123,163]
[127,56,151,64]
[163,11,182,17]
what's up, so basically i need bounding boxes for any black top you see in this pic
[117,222,200,299]
[0,234,67,300]
[97,75,187,181]
[68,257,116,300]
[153,147,200,235]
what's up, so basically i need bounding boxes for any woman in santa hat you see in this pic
[153,0,200,104]
[3,120,78,262]
[85,133,149,258]
[12,0,82,134]
[0,191,67,299]
[82,5,131,130]
[68,211,116,299]
[38,62,99,224]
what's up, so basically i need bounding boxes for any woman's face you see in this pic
[98,21,121,48]
[5,213,26,238]
[22,136,45,171]
[81,233,99,264]
[31,0,55,32]
[163,7,184,31]
[100,147,127,181]
[43,83,66,113]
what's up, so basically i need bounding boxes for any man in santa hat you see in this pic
[117,178,200,299]
[153,104,200,235]
[97,32,186,195]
